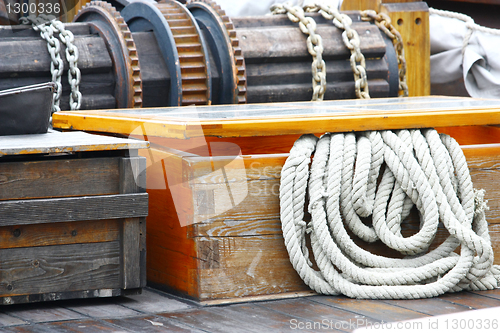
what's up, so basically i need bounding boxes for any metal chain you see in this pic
[20,15,82,111]
[305,2,370,99]
[360,10,409,97]
[271,4,327,101]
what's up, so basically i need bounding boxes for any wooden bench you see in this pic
[0,131,149,305]
[53,96,500,304]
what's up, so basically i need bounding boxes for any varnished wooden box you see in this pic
[0,131,149,305]
[53,97,500,304]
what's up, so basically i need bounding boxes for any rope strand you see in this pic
[279,129,500,299]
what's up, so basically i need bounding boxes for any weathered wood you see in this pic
[0,37,112,76]
[0,219,120,250]
[0,242,121,297]
[121,218,142,289]
[107,316,206,333]
[0,131,148,156]
[438,291,500,309]
[0,157,121,200]
[160,308,271,333]
[1,289,123,306]
[237,23,386,61]
[0,193,148,226]
[381,298,473,315]
[43,319,132,333]
[120,157,147,194]
[310,296,430,322]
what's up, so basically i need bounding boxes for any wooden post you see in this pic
[341,0,430,97]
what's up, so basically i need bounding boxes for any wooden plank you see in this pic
[0,242,121,297]
[0,131,148,156]
[1,306,85,323]
[469,288,500,301]
[121,218,141,289]
[1,289,123,305]
[41,319,131,333]
[52,97,500,139]
[0,219,120,250]
[106,316,207,333]
[0,313,27,327]
[0,193,148,226]
[381,2,430,96]
[382,298,473,315]
[0,157,120,200]
[257,298,381,329]
[438,291,500,309]
[117,288,193,313]
[120,157,147,194]
[200,291,316,306]
[160,308,274,333]
[310,296,430,322]
[217,303,317,333]
[196,234,309,301]
[65,302,141,318]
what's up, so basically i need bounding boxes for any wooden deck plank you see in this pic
[310,296,430,322]
[38,319,129,333]
[212,303,315,333]
[469,288,500,301]
[65,302,141,319]
[381,297,473,316]
[437,291,500,309]
[106,316,207,333]
[1,305,85,323]
[115,289,194,314]
[160,308,275,333]
[256,298,378,331]
[0,313,28,327]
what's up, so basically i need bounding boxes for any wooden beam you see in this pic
[0,193,149,226]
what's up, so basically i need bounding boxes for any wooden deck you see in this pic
[0,288,499,332]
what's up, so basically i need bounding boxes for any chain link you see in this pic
[360,10,409,97]
[305,2,370,99]
[271,3,327,101]
[20,15,82,111]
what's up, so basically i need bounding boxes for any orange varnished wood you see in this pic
[52,100,500,139]
[141,147,199,297]
[437,126,500,145]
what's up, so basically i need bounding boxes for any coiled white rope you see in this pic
[280,129,500,299]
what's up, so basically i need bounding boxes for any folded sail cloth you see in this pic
[430,9,500,98]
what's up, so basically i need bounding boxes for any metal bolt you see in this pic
[71,230,77,237]
[13,229,21,237]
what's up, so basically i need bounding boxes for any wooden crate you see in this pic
[0,131,149,305]
[53,97,500,304]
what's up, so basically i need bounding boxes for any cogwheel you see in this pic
[187,0,247,104]
[156,1,211,105]
[75,1,142,108]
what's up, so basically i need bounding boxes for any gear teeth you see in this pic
[187,0,247,104]
[157,1,210,106]
[75,1,143,108]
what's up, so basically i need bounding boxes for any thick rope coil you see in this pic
[279,129,500,299]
